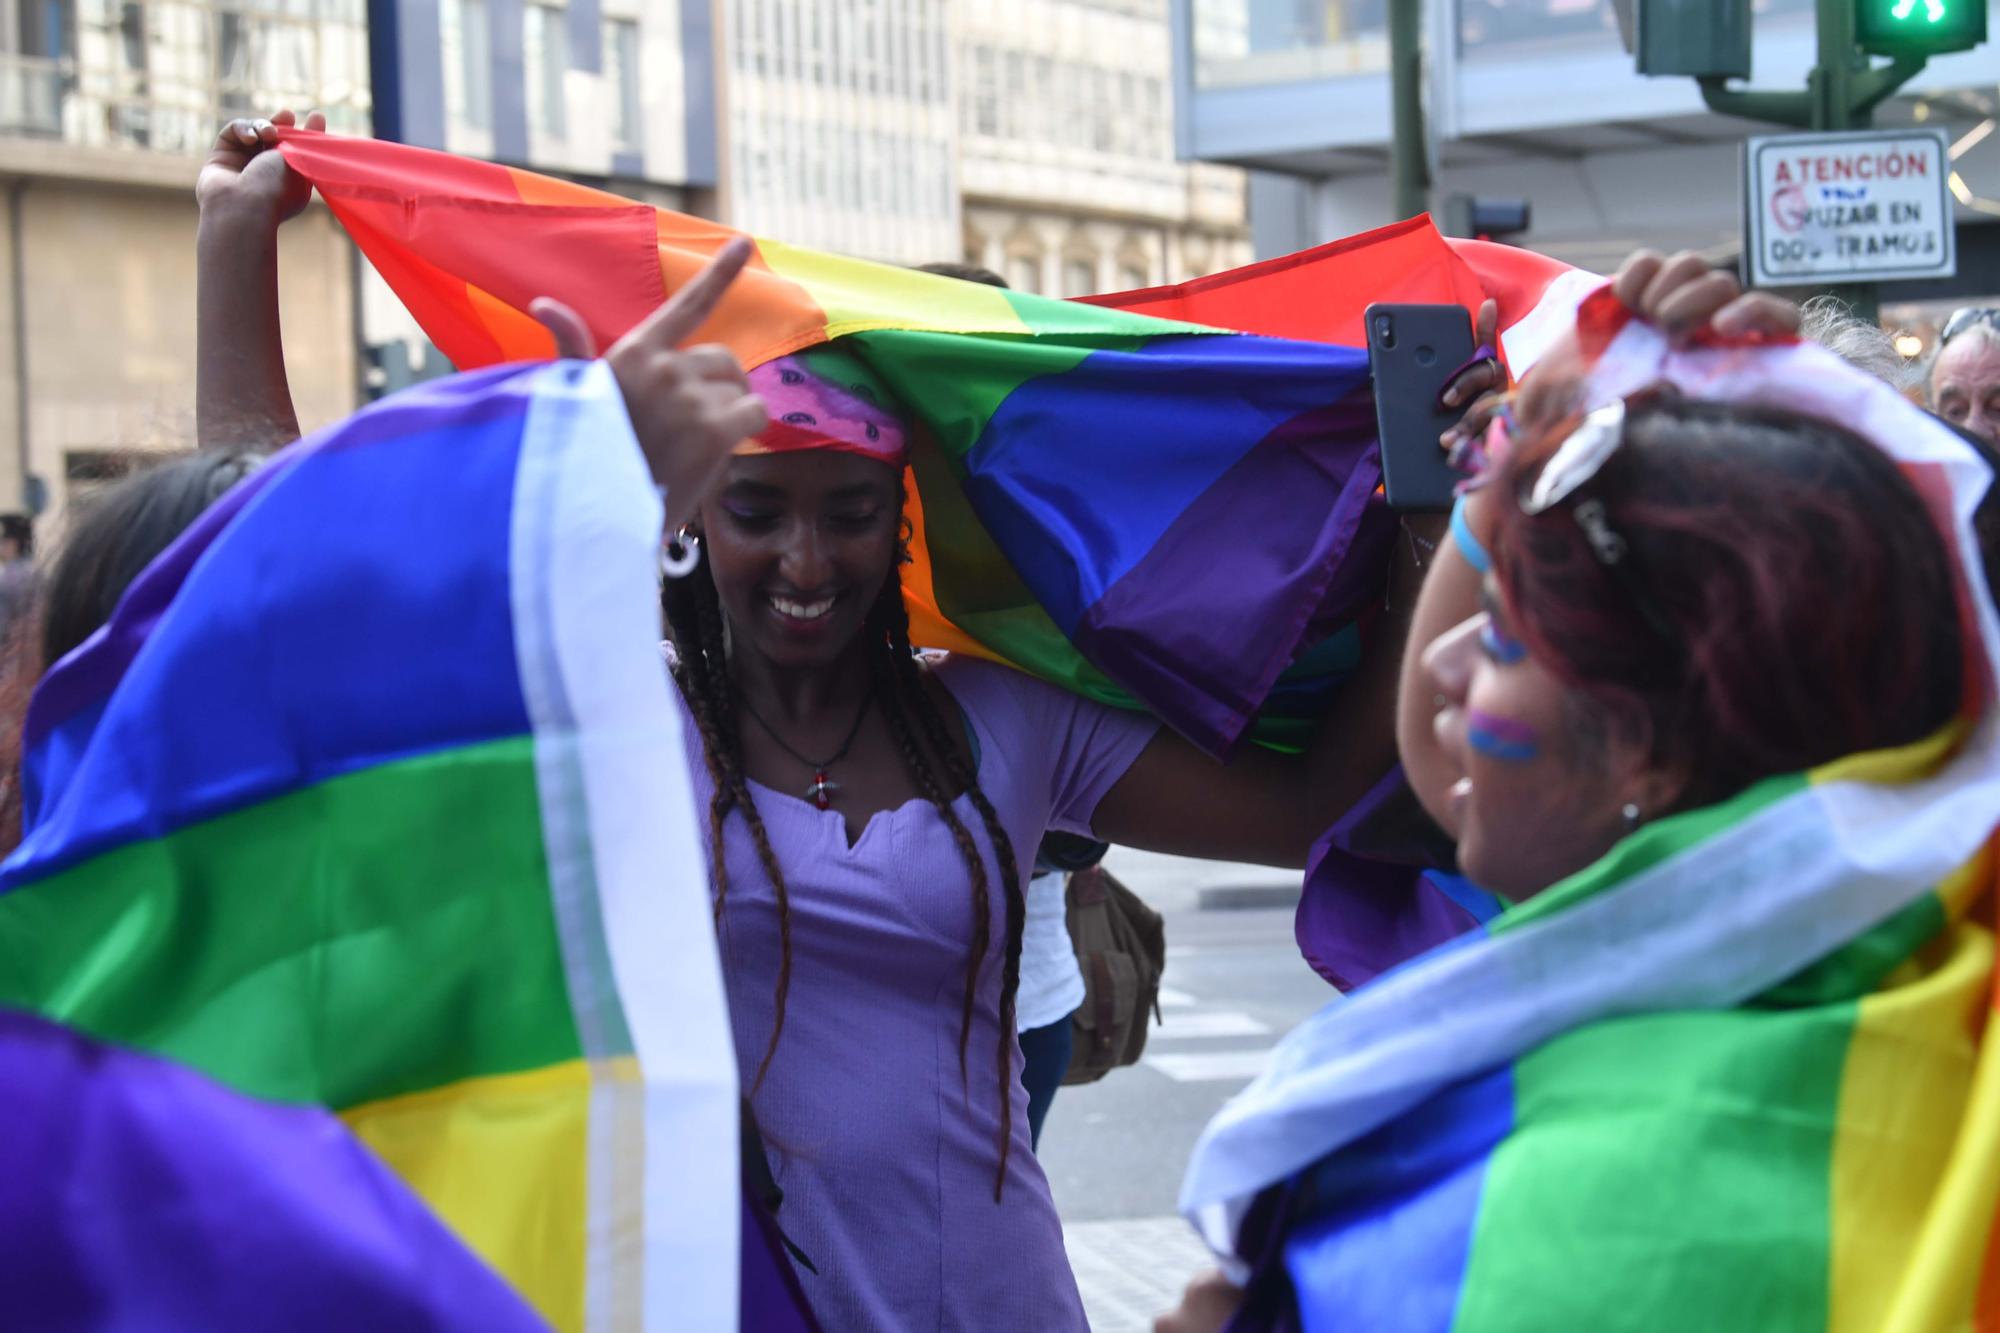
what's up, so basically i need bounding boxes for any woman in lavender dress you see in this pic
[655,345,1424,1332]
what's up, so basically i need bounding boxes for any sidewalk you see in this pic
[1064,1215,1217,1332]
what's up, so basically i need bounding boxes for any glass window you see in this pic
[606,17,640,150]
[1064,258,1095,297]
[1119,263,1147,290]
[524,1,567,139]
[1194,0,1392,87]
[1008,254,1040,294]
[972,46,997,136]
[442,0,492,130]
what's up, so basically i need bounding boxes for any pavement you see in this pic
[1041,849,1335,1332]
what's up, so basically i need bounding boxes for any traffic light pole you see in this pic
[1389,0,1430,224]
[1695,0,1930,321]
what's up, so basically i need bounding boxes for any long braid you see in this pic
[873,577,1028,1201]
[662,550,795,1094]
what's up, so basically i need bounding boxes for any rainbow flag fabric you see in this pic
[1180,309,2000,1331]
[0,362,742,1330]
[271,130,1483,755]
[1,1010,545,1329]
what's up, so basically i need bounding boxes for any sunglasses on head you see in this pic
[1941,307,2000,347]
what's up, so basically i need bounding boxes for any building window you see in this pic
[524,1,567,139]
[442,0,492,130]
[972,46,997,136]
[1064,258,1095,298]
[606,17,640,151]
[1119,263,1147,291]
[1007,254,1040,294]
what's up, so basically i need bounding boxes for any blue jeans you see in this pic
[1019,1016,1074,1149]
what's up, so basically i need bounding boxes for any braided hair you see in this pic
[661,493,1028,1199]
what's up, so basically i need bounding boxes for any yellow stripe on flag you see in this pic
[342,1058,638,1333]
[757,239,1031,342]
[1829,915,1995,1333]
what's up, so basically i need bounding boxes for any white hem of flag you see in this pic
[515,360,741,1331]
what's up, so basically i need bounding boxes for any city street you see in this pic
[1043,850,1337,1332]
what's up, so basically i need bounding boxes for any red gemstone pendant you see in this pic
[806,771,839,810]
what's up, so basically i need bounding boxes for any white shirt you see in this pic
[1015,870,1086,1031]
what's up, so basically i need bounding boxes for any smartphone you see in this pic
[1366,303,1476,513]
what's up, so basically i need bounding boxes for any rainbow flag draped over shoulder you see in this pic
[1180,309,2000,1332]
[0,362,743,1330]
[273,130,1431,755]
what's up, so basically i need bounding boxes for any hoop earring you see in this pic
[660,528,702,580]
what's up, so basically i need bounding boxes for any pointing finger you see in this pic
[628,237,755,352]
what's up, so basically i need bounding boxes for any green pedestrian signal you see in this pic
[1856,0,1987,55]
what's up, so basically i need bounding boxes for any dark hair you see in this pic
[1490,395,1964,813]
[0,513,32,556]
[661,487,1028,1199]
[916,261,1009,289]
[41,450,264,668]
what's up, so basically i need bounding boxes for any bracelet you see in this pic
[1450,496,1491,575]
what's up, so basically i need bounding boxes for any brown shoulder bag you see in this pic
[1061,863,1166,1086]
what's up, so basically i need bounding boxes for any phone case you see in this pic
[1367,303,1477,513]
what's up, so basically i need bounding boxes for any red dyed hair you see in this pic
[1488,392,1964,813]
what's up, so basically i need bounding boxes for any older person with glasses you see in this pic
[1932,306,2000,446]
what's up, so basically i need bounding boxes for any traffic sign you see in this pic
[1744,128,1955,288]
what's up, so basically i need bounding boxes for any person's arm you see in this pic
[1091,501,1437,870]
[195,109,322,450]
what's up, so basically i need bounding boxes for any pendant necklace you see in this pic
[738,687,874,811]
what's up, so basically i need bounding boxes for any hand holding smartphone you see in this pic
[1366,303,1477,513]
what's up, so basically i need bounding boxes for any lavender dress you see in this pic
[672,655,1158,1331]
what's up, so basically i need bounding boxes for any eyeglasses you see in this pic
[1941,307,2000,348]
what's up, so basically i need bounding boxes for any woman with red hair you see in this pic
[1161,256,2000,1333]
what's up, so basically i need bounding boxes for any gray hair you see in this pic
[1924,314,2000,406]
[1798,295,1919,393]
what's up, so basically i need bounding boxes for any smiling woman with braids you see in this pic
[560,328,1428,1332]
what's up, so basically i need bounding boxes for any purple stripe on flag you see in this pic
[0,1010,546,1331]
[1069,392,1391,755]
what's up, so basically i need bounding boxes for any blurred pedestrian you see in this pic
[1931,306,2000,447]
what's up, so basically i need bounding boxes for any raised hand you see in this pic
[197,108,326,225]
[533,238,769,527]
[1612,249,1801,345]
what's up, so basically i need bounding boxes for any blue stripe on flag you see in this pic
[961,334,1371,634]
[1285,1063,1513,1333]
[7,368,541,884]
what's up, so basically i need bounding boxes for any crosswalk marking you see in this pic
[1156,985,1197,1009]
[1154,1010,1269,1040]
[1143,1049,1272,1083]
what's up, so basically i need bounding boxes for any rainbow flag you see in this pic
[1180,310,2000,1331]
[271,131,1538,755]
[0,362,743,1330]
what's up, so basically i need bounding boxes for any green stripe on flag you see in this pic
[999,287,1214,340]
[1455,1002,1854,1333]
[0,736,581,1108]
[847,327,1123,464]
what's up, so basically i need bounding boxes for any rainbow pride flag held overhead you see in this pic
[0,362,742,1330]
[1180,310,2000,1331]
[271,131,1575,755]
